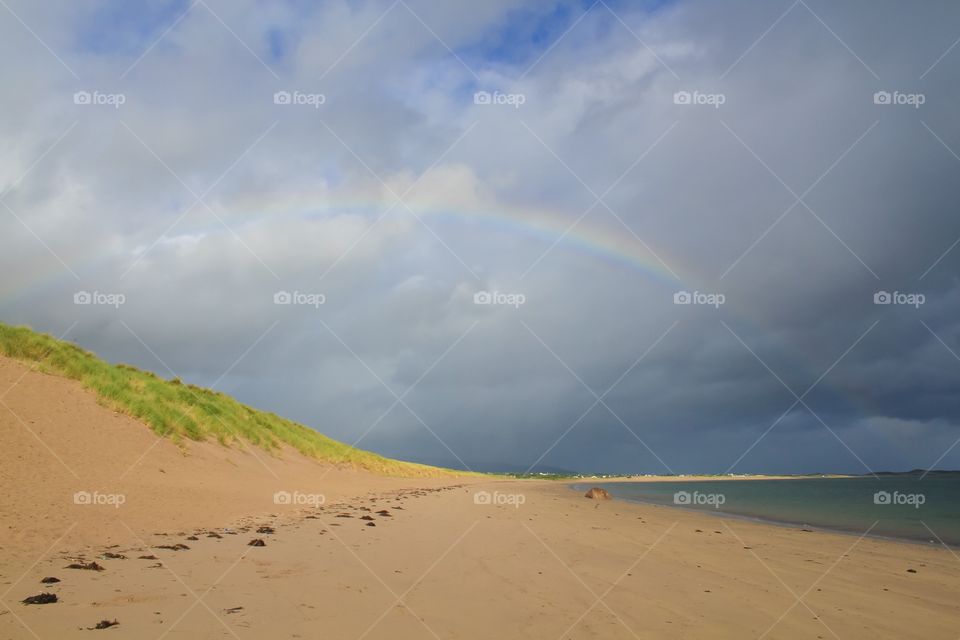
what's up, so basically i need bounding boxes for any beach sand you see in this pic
[2,356,959,639]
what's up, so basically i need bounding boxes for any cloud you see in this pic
[2,0,960,474]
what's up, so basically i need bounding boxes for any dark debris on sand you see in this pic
[155,544,190,551]
[40,577,60,584]
[87,619,119,630]
[66,562,104,571]
[23,593,58,605]
[248,538,267,547]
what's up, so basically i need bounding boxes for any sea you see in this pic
[572,474,960,546]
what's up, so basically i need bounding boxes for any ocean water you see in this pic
[573,475,960,546]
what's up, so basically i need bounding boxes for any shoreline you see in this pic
[574,484,955,550]
[560,474,854,482]
[568,478,959,550]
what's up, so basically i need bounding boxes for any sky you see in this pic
[1,0,960,475]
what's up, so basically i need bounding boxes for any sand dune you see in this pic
[2,355,959,639]
[0,355,459,556]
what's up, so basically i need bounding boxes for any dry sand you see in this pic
[2,356,959,638]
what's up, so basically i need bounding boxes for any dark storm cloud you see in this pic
[2,0,960,475]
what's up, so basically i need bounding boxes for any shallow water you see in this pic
[574,475,960,545]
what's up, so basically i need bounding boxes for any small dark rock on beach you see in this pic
[23,593,57,605]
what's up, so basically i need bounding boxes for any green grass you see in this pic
[0,323,465,478]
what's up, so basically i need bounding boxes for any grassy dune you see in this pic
[0,323,462,477]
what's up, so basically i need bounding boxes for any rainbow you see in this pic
[1,198,690,303]
[235,195,690,287]
[418,201,684,286]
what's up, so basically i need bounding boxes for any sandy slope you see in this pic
[1,356,959,639]
[0,355,460,556]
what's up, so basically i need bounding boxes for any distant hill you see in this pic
[403,456,582,476]
[871,469,960,476]
[0,323,463,478]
